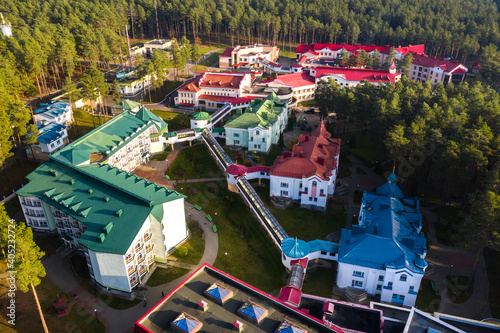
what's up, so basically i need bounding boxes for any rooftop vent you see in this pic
[99,233,106,243]
[69,179,75,185]
[104,222,113,234]
[116,209,123,217]
[104,197,110,202]
[87,188,93,194]
[50,170,59,177]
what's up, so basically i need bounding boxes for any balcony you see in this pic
[139,267,147,276]
[145,244,154,253]
[130,277,138,288]
[125,254,135,264]
[137,255,145,264]
[128,266,136,275]
[135,243,143,252]
[143,233,152,242]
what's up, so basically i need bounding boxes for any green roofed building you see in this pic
[224,92,288,153]
[16,107,188,293]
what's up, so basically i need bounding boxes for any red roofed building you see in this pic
[260,72,316,102]
[408,54,467,86]
[219,44,279,69]
[175,71,253,110]
[296,43,425,65]
[269,121,341,210]
[310,65,401,88]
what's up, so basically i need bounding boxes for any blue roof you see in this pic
[205,284,232,302]
[277,320,308,333]
[308,239,339,254]
[37,123,67,144]
[376,173,404,198]
[35,100,70,117]
[338,176,427,274]
[239,302,267,321]
[281,237,310,258]
[172,313,201,332]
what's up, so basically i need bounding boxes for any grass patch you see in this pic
[353,190,363,205]
[177,182,286,293]
[415,278,441,312]
[484,249,500,318]
[151,110,190,131]
[69,255,142,309]
[299,100,317,107]
[167,145,223,180]
[71,109,110,141]
[302,267,335,298]
[356,167,367,175]
[151,151,169,161]
[0,159,41,198]
[146,267,190,287]
[349,131,387,168]
[171,220,205,265]
[191,65,209,72]
[254,183,345,241]
[445,275,474,304]
[279,50,298,58]
[202,50,224,67]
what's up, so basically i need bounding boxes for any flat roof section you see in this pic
[135,264,340,333]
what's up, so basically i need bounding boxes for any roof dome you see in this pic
[226,163,247,176]
[192,112,211,121]
[281,237,310,259]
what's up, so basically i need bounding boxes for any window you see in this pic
[412,72,415,75]
[280,183,289,188]
[378,275,384,281]
[309,197,313,201]
[353,271,364,278]
[282,191,288,196]
[388,282,393,288]
[312,181,317,186]
[409,286,415,292]
[234,140,240,144]
[256,130,260,135]
[304,187,308,192]
[234,133,239,138]
[320,251,327,255]
[351,280,363,287]
[262,138,266,143]
[57,140,61,144]
[376,285,382,290]
[51,143,55,148]
[320,189,324,195]
[424,68,428,72]
[400,274,407,282]
[418,66,422,71]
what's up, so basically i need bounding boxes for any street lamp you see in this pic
[448,264,454,277]
[225,252,227,266]
[94,309,97,318]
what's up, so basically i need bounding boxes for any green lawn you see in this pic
[0,159,41,198]
[415,278,442,312]
[151,110,190,131]
[191,65,210,72]
[167,145,224,180]
[301,267,335,298]
[146,267,190,287]
[69,255,142,310]
[202,50,224,67]
[151,151,169,161]
[434,222,457,246]
[71,109,110,141]
[431,205,462,224]
[338,152,352,178]
[445,275,474,304]
[349,131,387,168]
[177,181,286,293]
[171,220,205,265]
[299,100,317,107]
[34,234,62,255]
[254,183,345,241]
[279,50,298,58]
[2,197,22,219]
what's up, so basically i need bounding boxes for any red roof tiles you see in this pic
[270,121,341,180]
[200,72,246,90]
[411,53,467,73]
[219,47,234,57]
[260,72,315,89]
[296,43,425,56]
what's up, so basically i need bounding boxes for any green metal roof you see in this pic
[17,161,157,254]
[121,99,141,111]
[212,128,225,133]
[192,111,211,121]
[51,110,167,166]
[224,92,286,129]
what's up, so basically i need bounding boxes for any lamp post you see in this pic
[448,264,454,277]
[225,252,227,267]
[94,309,97,319]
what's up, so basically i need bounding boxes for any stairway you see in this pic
[344,287,368,303]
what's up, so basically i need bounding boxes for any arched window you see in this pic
[312,181,317,186]
[400,274,407,282]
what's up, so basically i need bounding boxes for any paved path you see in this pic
[175,177,226,184]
